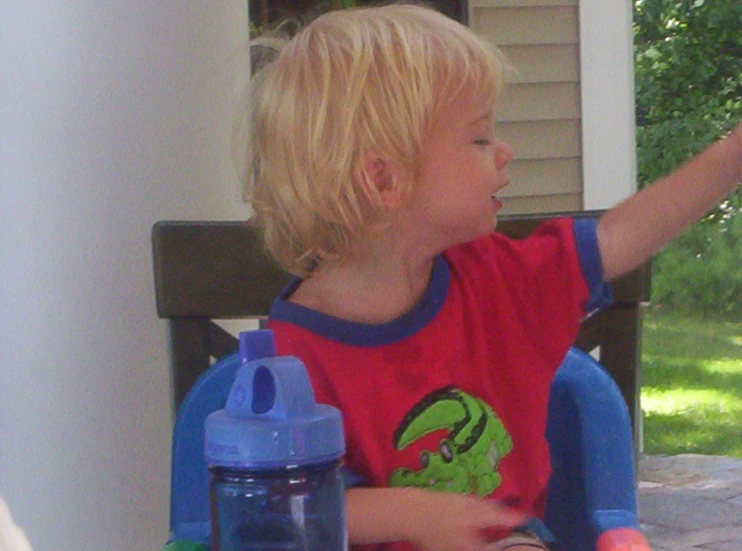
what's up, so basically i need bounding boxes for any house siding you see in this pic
[469,0,583,214]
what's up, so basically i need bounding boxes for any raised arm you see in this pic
[346,487,524,550]
[597,122,742,281]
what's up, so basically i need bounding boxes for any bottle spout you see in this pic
[239,329,276,363]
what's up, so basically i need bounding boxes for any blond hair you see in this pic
[241,3,507,277]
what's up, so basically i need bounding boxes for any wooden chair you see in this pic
[152,211,650,433]
[152,211,652,551]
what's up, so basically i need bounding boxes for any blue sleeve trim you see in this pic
[573,218,613,313]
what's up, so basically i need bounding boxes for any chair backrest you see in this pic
[152,211,650,428]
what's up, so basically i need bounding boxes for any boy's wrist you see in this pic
[345,486,429,545]
[722,123,742,184]
[703,127,742,190]
[389,487,430,542]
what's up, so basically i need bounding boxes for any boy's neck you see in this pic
[289,251,436,325]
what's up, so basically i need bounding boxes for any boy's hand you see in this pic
[405,490,526,551]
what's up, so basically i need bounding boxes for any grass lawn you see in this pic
[641,308,742,458]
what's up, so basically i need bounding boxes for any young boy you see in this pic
[241,4,742,550]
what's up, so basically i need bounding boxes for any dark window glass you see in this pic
[250,0,467,29]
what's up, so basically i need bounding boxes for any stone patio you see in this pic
[638,454,742,551]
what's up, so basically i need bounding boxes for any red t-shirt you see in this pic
[269,218,611,551]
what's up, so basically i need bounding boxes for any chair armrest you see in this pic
[169,353,242,546]
[544,348,646,551]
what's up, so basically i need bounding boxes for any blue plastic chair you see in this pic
[545,347,649,551]
[167,352,241,546]
[165,347,649,550]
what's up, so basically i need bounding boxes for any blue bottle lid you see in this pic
[204,330,345,469]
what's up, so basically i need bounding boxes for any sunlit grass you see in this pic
[641,308,742,458]
[643,388,742,415]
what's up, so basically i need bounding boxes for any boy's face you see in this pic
[407,92,513,248]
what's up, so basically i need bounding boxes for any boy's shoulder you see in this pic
[444,217,578,264]
[442,216,604,300]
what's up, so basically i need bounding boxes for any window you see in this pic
[250,0,466,29]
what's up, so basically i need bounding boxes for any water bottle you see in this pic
[205,330,347,551]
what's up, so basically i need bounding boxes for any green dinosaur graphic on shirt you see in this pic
[388,386,512,496]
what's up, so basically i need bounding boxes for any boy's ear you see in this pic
[355,150,405,209]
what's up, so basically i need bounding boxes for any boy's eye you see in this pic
[474,138,491,146]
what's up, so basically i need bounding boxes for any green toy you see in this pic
[160,541,209,551]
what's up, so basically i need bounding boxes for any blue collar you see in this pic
[269,255,450,347]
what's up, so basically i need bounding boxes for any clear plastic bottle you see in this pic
[205,330,347,551]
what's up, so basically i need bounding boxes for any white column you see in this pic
[0,2,250,551]
[579,1,637,209]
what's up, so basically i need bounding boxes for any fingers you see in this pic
[486,500,528,527]
[406,491,530,551]
[465,497,526,530]
[470,499,529,549]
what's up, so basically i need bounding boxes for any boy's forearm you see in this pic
[598,126,742,281]
[346,487,422,545]
[346,486,527,549]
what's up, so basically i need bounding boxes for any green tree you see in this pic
[634,0,742,317]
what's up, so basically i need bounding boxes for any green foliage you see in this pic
[634,0,742,316]
[652,202,742,318]
[634,0,742,131]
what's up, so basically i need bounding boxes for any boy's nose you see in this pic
[495,141,514,168]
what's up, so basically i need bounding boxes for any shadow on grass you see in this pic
[642,317,742,359]
[643,411,742,457]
